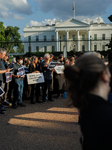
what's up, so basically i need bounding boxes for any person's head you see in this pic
[31,56,38,64]
[70,58,75,66]
[12,58,16,63]
[64,55,111,109]
[0,48,7,59]
[44,53,50,63]
[27,59,30,65]
[64,58,69,65]
[16,55,23,65]
[58,54,63,62]
[39,56,43,61]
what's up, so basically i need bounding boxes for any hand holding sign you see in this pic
[6,68,11,73]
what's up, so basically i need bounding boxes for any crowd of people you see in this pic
[1,47,112,149]
[0,48,76,113]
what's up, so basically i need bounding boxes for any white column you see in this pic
[77,30,80,51]
[56,31,59,51]
[88,30,90,51]
[66,30,69,52]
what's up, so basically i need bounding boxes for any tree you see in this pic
[106,37,112,50]
[108,15,112,22]
[5,26,22,53]
[16,44,24,53]
[0,22,5,47]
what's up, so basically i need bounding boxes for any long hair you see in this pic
[64,54,106,109]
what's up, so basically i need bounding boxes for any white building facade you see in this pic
[23,18,112,53]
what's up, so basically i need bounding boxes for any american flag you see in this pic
[72,5,74,10]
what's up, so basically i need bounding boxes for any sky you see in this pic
[0,0,112,41]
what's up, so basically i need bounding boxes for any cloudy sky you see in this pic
[0,0,112,40]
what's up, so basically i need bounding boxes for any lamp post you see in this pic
[90,36,92,51]
[60,36,61,52]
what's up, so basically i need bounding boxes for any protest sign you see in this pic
[27,73,45,85]
[24,67,29,73]
[47,62,58,69]
[54,65,64,74]
[17,67,25,77]
[0,87,5,97]
[5,72,12,83]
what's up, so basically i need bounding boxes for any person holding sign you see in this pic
[0,48,11,114]
[40,53,54,102]
[12,55,26,109]
[29,56,41,104]
[55,54,65,99]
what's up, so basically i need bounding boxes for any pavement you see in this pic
[0,95,82,150]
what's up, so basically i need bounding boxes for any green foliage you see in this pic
[16,44,24,53]
[0,22,5,47]
[106,37,112,50]
[24,50,84,58]
[4,26,22,53]
[108,15,112,22]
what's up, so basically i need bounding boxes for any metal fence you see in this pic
[0,37,111,54]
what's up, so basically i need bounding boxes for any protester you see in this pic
[56,54,65,99]
[40,53,54,102]
[69,57,75,66]
[29,56,41,104]
[0,48,11,114]
[64,54,112,150]
[12,55,26,108]
[2,52,11,106]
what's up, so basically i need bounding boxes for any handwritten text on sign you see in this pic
[27,73,45,85]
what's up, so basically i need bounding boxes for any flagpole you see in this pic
[73,1,75,19]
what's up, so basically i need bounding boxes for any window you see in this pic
[94,45,97,51]
[102,45,105,51]
[36,46,39,52]
[28,36,31,41]
[51,35,54,41]
[52,46,55,52]
[102,34,105,40]
[63,35,66,41]
[44,46,47,52]
[94,34,97,40]
[82,45,85,51]
[36,35,39,41]
[73,35,75,41]
[44,35,46,41]
[82,35,85,40]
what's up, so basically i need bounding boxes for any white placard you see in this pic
[27,73,45,85]
[54,65,64,74]
[47,62,58,69]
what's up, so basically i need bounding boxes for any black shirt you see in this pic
[29,63,37,73]
[0,59,6,82]
[80,94,112,150]
[40,61,52,80]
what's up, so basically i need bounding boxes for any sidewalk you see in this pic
[0,96,82,150]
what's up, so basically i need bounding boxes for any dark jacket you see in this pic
[40,61,52,80]
[0,59,6,83]
[80,94,112,150]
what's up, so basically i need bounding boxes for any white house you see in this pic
[23,17,112,53]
